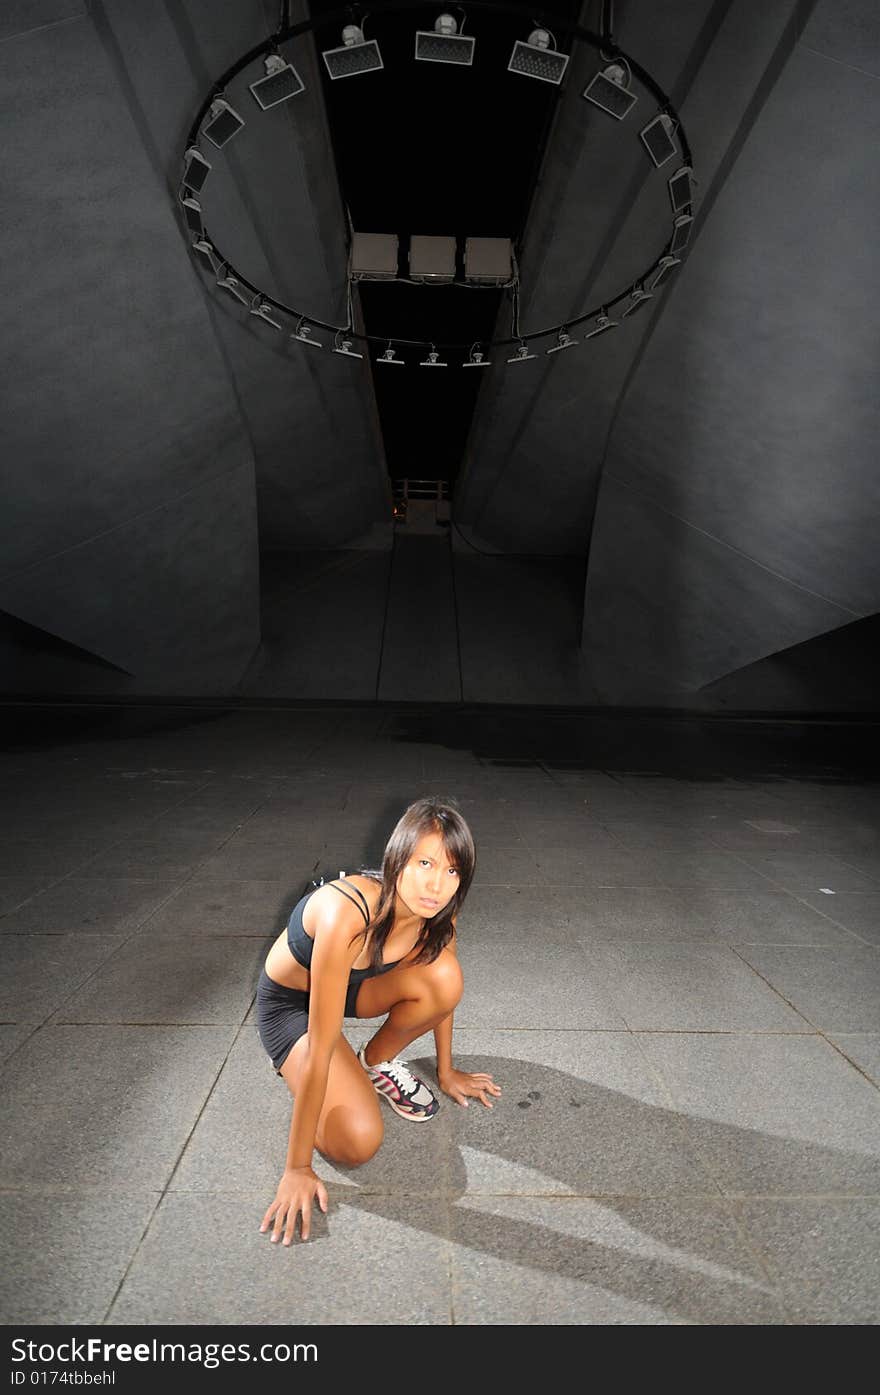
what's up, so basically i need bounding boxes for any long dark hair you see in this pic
[357,797,476,968]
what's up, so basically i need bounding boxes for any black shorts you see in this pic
[255,968,362,1075]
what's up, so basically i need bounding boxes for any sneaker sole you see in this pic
[380,1094,438,1121]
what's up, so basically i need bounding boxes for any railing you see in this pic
[392,479,451,503]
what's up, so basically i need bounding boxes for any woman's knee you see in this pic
[420,949,463,1013]
[320,1110,383,1167]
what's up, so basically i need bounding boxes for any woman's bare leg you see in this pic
[280,1033,383,1166]
[354,947,463,1064]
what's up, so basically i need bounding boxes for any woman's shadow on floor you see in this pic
[314,1052,879,1323]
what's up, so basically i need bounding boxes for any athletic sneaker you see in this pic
[357,1045,439,1120]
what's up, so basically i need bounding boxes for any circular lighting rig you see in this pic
[179,2,696,366]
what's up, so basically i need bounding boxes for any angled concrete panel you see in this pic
[580,474,850,705]
[0,465,259,694]
[582,4,880,702]
[0,13,252,575]
[92,0,388,546]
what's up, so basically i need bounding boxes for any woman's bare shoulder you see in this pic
[343,872,382,904]
[306,874,380,930]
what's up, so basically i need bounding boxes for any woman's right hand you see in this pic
[260,1166,328,1245]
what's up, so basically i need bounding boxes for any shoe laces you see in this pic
[380,1057,419,1093]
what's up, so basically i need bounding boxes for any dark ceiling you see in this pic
[308,0,584,479]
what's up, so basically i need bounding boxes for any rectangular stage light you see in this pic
[350,232,399,280]
[646,256,680,291]
[414,31,475,65]
[181,196,204,237]
[582,68,637,119]
[640,114,677,168]
[249,60,305,110]
[182,147,211,193]
[323,39,383,79]
[668,166,693,214]
[203,99,244,148]
[508,40,568,85]
[464,237,512,285]
[409,235,456,283]
[670,214,693,256]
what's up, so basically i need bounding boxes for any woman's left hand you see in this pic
[438,1067,502,1109]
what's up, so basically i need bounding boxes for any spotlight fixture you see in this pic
[249,297,283,329]
[292,318,321,347]
[192,238,219,271]
[640,112,677,168]
[462,346,490,368]
[333,334,364,359]
[180,195,204,237]
[621,285,654,318]
[217,269,251,305]
[377,345,404,366]
[249,54,305,109]
[668,166,693,215]
[182,147,211,193]
[582,62,636,119]
[323,25,383,79]
[670,213,693,257]
[507,342,538,364]
[508,29,569,85]
[646,255,680,292]
[583,312,617,339]
[409,235,456,284]
[420,346,448,367]
[350,232,399,281]
[464,237,513,286]
[202,98,245,148]
[415,14,475,66]
[546,329,578,355]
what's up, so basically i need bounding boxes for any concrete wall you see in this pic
[455,0,758,554]
[581,0,880,706]
[0,0,387,696]
[451,0,879,712]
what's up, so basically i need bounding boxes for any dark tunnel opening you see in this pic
[309,0,584,485]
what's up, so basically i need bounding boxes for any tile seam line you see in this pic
[723,1196,797,1320]
[602,470,858,618]
[0,13,84,46]
[23,777,264,1033]
[616,1000,828,1321]
[101,1009,255,1324]
[4,1186,878,1200]
[723,941,880,1090]
[623,1012,743,1218]
[0,775,222,1053]
[0,460,252,589]
[610,993,737,1206]
[709,844,877,946]
[416,1028,824,1035]
[799,44,880,82]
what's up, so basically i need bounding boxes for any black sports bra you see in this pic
[286,880,402,986]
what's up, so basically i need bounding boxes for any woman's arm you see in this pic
[260,890,360,1244]
[434,1007,454,1083]
[434,925,501,1109]
[282,970,347,1169]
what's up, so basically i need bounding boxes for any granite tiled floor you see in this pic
[1,703,878,1325]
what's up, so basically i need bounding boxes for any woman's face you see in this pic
[395,829,460,919]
